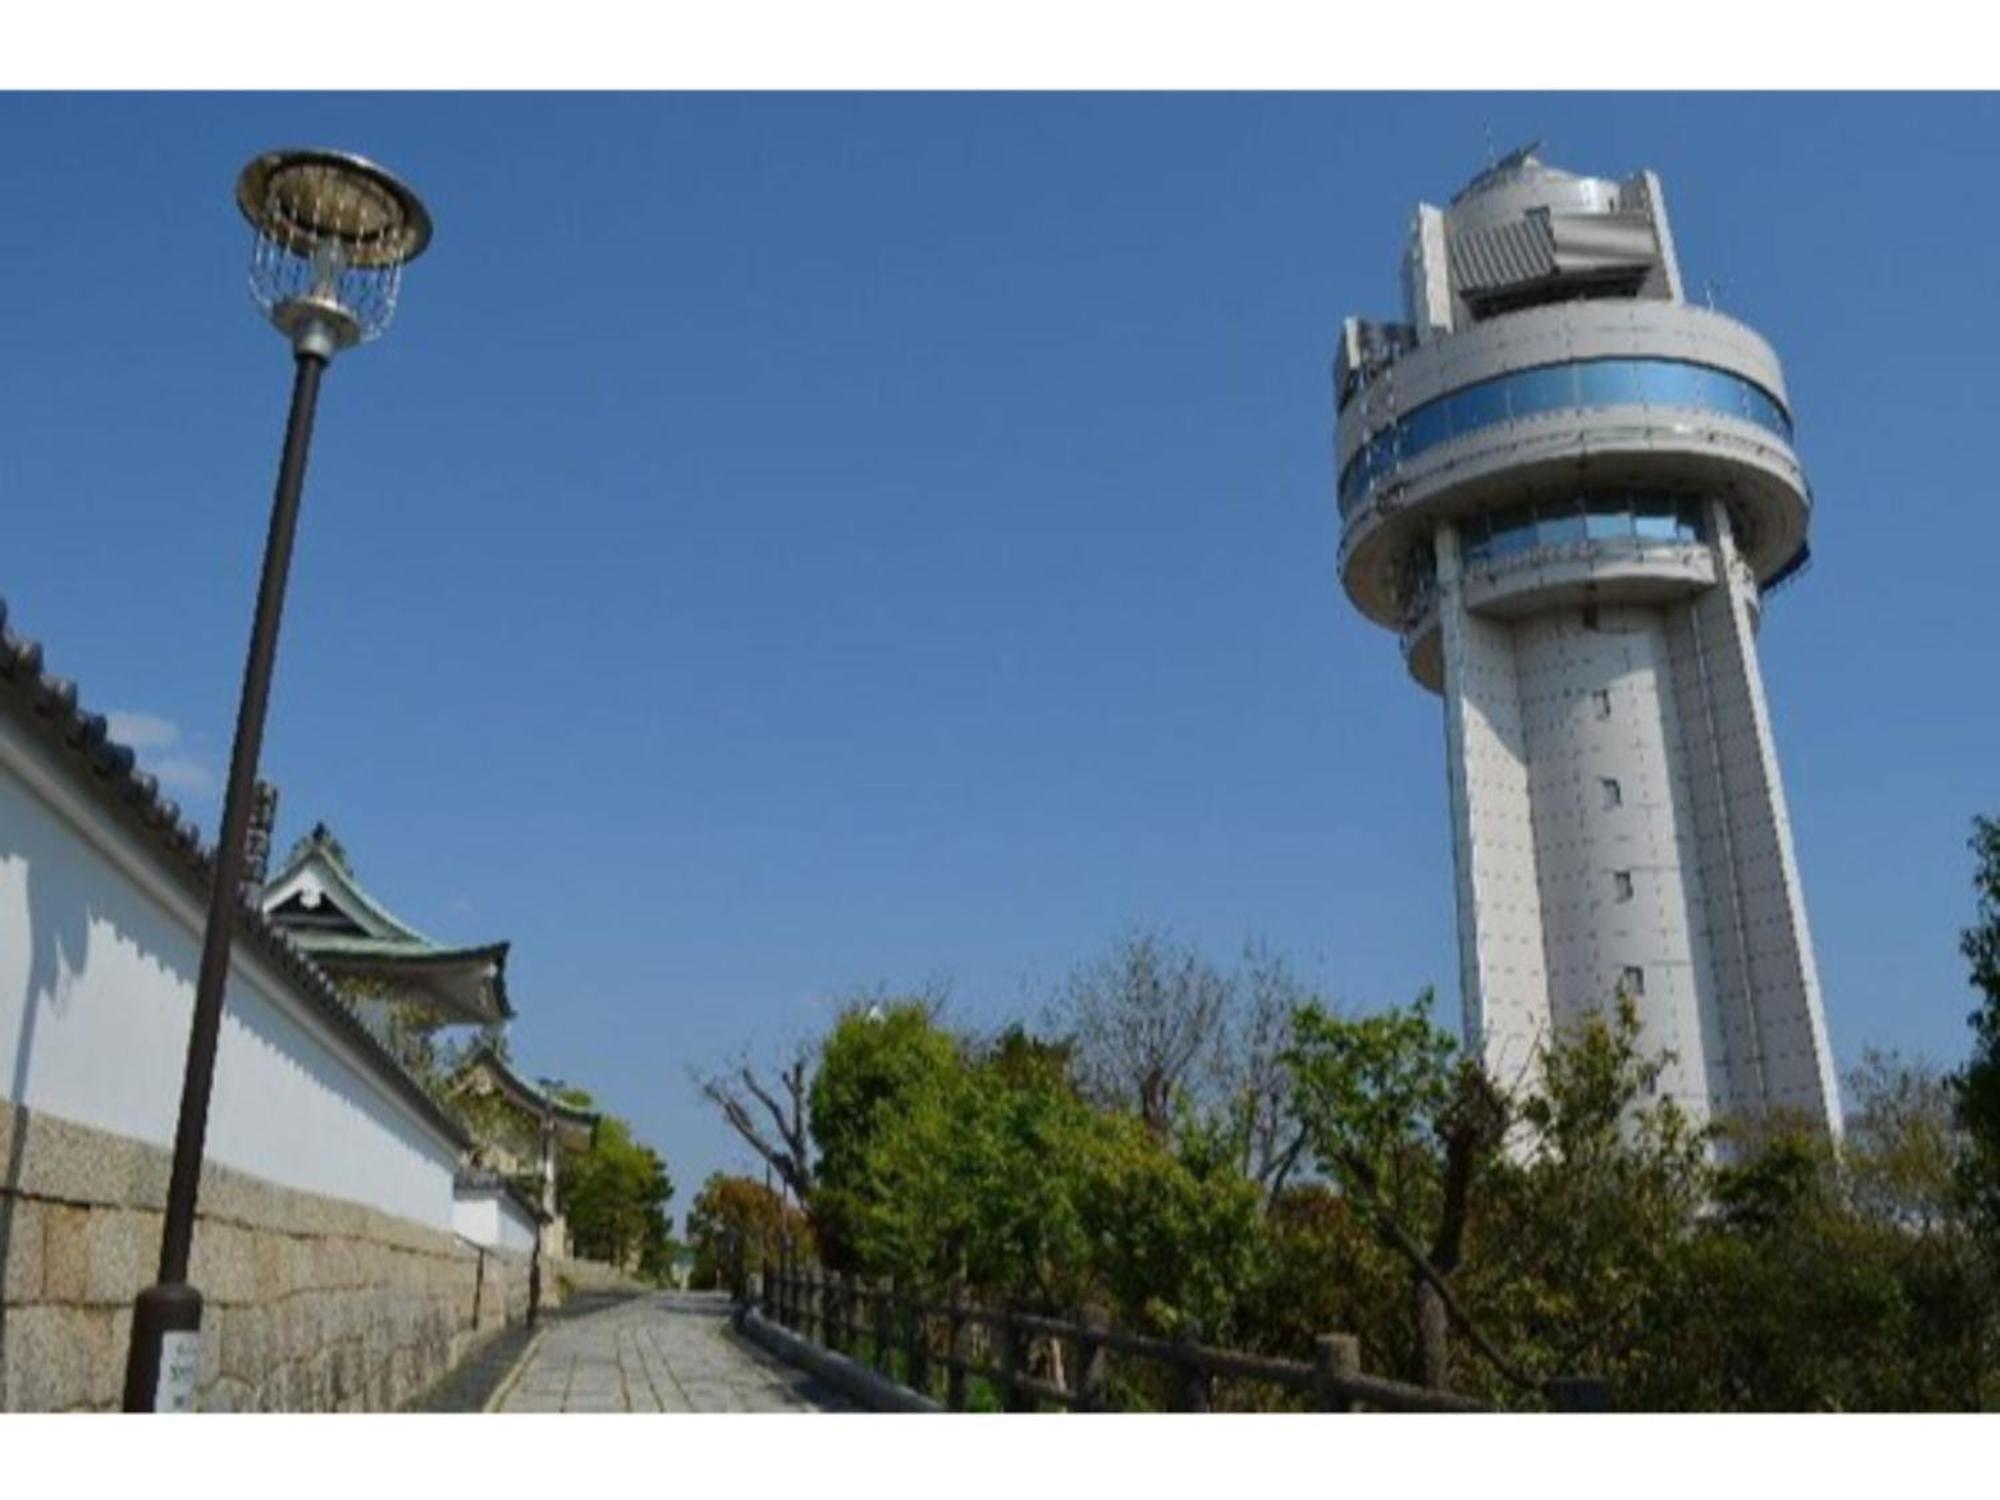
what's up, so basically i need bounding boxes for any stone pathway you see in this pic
[495,1290,856,1412]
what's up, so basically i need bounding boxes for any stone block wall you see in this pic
[551,1256,651,1298]
[0,1104,532,1412]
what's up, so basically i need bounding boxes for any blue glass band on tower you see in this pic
[1458,492,1708,566]
[1338,358,1792,516]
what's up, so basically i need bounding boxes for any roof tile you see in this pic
[0,593,472,1153]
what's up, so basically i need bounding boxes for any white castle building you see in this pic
[1335,146,1840,1136]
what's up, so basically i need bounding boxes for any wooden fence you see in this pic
[735,1237,1582,1413]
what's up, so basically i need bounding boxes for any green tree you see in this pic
[1956,814,2000,1235]
[685,1173,809,1291]
[559,1116,675,1278]
[1240,1182,1398,1371]
[807,1000,963,1272]
[1470,1000,1708,1402]
[1625,1055,1992,1412]
[1078,1111,1265,1343]
[1281,992,1712,1400]
[1280,990,1511,1389]
[695,888,2000,1410]
[804,1002,1271,1357]
[805,1007,1101,1304]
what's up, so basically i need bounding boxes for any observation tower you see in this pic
[1335,146,1839,1136]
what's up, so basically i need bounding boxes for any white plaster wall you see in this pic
[0,717,461,1230]
[452,1194,500,1247]
[498,1197,538,1257]
[451,1191,537,1257]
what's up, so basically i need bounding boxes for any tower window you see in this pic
[1601,777,1623,810]
[1613,870,1634,902]
[1593,689,1612,719]
[1621,966,1646,996]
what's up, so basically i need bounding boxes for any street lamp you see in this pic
[529,1077,568,1328]
[122,150,431,1413]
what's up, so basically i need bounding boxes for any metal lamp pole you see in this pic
[528,1077,568,1329]
[528,1097,552,1328]
[122,149,432,1413]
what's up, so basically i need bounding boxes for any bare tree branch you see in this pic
[740,1066,800,1159]
[1261,1124,1311,1209]
[1047,928,1232,1138]
[693,1051,814,1202]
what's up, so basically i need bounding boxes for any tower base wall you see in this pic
[1438,513,1839,1137]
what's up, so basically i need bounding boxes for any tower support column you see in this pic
[1662,503,1842,1131]
[1436,521,1554,1090]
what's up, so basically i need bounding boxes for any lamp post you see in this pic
[529,1076,567,1328]
[121,150,431,1413]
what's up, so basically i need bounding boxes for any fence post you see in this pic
[1311,1333,1361,1413]
[1075,1315,1110,1413]
[998,1307,1031,1412]
[807,1262,823,1345]
[782,1237,797,1329]
[904,1286,930,1397]
[946,1285,969,1411]
[873,1279,895,1376]
[1548,1376,1611,1412]
[827,1270,845,1354]
[786,1236,798,1322]
[761,1242,776,1321]
[1172,1324,1211,1413]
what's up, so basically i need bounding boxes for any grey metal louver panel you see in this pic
[1447,215,1556,293]
[1548,211,1659,275]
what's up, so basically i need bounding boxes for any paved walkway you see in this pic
[495,1290,855,1412]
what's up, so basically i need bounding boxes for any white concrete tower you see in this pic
[1335,145,1840,1137]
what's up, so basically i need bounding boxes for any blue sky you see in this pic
[3,93,1995,1210]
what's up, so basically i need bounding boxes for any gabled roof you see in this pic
[262,822,513,1024]
[449,1040,600,1153]
[0,596,472,1154]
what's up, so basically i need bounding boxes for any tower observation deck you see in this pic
[1335,146,1839,1136]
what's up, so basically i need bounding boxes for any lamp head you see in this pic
[237,148,432,356]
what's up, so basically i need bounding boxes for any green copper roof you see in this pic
[450,1040,600,1151]
[266,822,443,945]
[262,822,514,1022]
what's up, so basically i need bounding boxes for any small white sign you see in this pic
[155,1331,201,1413]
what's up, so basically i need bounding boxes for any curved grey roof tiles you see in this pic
[0,594,472,1153]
